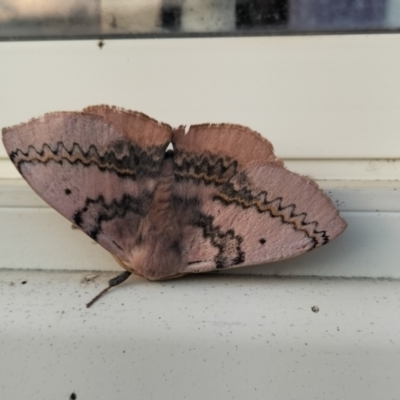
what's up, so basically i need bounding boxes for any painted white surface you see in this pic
[285,159,400,182]
[1,269,400,400]
[1,34,400,160]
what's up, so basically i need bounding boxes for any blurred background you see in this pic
[1,0,400,39]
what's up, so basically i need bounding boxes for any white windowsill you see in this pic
[1,269,400,399]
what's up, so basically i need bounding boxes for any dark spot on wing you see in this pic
[170,240,180,254]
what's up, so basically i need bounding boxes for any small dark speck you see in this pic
[259,238,266,245]
[311,306,319,313]
[98,40,104,49]
[65,188,71,195]
[21,281,27,285]
[70,393,77,400]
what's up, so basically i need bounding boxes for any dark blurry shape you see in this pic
[0,0,397,39]
[290,0,387,31]
[236,0,288,28]
[161,3,182,30]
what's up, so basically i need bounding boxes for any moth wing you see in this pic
[2,105,172,263]
[172,124,347,274]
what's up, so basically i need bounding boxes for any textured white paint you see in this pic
[1,270,400,400]
[284,159,400,181]
[1,34,400,160]
[0,160,21,179]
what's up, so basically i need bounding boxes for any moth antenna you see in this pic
[86,271,132,308]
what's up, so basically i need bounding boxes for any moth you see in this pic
[2,105,347,306]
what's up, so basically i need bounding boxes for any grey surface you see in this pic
[1,269,400,399]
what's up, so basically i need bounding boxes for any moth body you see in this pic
[126,156,188,280]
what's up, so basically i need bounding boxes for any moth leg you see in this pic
[86,271,132,308]
[112,255,129,269]
[112,255,148,279]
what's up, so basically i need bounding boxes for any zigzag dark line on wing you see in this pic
[174,151,239,184]
[10,141,166,179]
[219,184,329,246]
[73,192,152,241]
[192,212,245,268]
[174,154,329,248]
[214,192,326,249]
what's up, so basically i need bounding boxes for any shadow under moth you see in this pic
[2,105,347,306]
